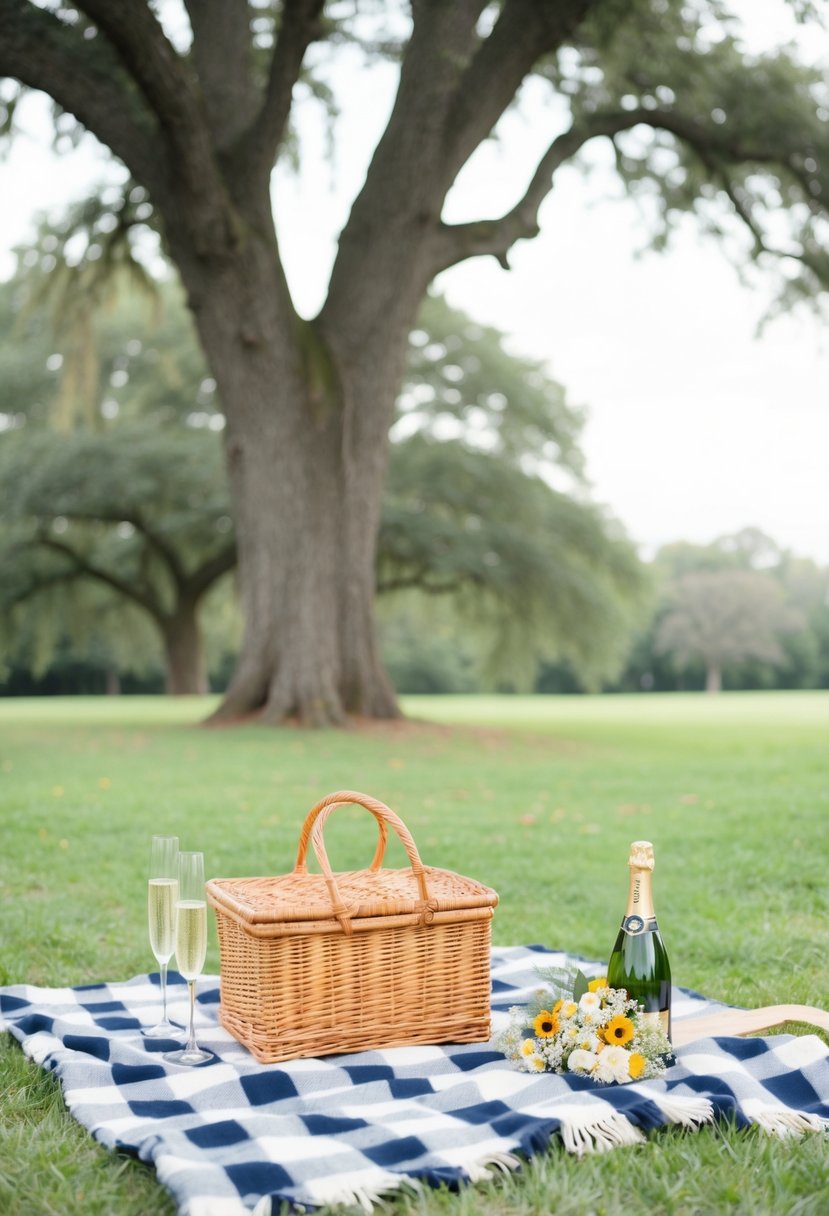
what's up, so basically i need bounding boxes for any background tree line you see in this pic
[1,252,825,699]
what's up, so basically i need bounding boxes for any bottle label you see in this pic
[637,1009,670,1037]
[620,914,658,936]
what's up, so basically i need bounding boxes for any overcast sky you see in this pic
[1,1,827,566]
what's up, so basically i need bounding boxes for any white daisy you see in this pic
[567,1048,599,1075]
[578,992,601,1014]
[594,1045,631,1084]
[575,1031,601,1053]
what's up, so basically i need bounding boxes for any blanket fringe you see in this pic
[462,1151,522,1182]
[306,1173,415,1214]
[649,1093,715,1129]
[559,1111,646,1156]
[304,1151,522,1212]
[751,1109,829,1138]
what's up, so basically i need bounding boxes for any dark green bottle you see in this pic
[607,840,672,1042]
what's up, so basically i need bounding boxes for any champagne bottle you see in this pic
[607,840,672,1041]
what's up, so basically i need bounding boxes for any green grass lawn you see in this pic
[1,692,828,1215]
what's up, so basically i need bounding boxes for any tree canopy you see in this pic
[1,0,828,722]
[0,266,647,694]
[0,422,236,692]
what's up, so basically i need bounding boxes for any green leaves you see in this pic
[540,0,829,309]
[380,431,649,690]
[380,293,651,692]
[572,969,590,1003]
[402,293,586,478]
[0,419,234,683]
[521,965,590,1023]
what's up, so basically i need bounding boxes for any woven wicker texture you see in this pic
[206,790,498,1064]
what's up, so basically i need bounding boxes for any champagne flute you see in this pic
[164,851,214,1066]
[144,834,180,1038]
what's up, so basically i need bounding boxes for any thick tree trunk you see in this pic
[705,663,722,694]
[161,602,208,696]
[217,415,399,725]
[171,225,406,725]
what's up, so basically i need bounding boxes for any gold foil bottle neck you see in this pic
[628,840,655,870]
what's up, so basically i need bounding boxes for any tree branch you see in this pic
[702,157,768,256]
[440,0,595,184]
[26,504,188,590]
[240,0,325,178]
[75,0,222,203]
[323,1,593,337]
[187,542,237,598]
[0,0,166,197]
[32,535,165,620]
[433,111,644,272]
[28,506,235,601]
[3,563,84,611]
[433,103,820,274]
[183,0,259,150]
[622,106,808,172]
[121,512,189,589]
[322,1,485,327]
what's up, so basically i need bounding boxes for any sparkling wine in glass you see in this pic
[164,851,214,1066]
[144,834,180,1038]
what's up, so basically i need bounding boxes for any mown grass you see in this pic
[1,692,828,1215]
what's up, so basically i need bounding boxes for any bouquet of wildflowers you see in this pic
[495,965,672,1084]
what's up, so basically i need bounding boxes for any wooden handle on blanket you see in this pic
[672,1003,829,1047]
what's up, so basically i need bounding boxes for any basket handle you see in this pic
[294,790,434,937]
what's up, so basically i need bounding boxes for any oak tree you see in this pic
[1,0,826,722]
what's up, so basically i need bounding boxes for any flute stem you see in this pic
[186,981,197,1053]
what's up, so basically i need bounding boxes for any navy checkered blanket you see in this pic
[2,946,828,1215]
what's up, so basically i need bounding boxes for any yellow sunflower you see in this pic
[628,1052,646,1079]
[532,1010,559,1038]
[552,999,564,1015]
[603,1015,635,1046]
[588,976,608,993]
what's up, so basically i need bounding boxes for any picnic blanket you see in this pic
[2,945,828,1216]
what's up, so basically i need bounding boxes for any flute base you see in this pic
[163,1045,215,1066]
[142,1021,181,1040]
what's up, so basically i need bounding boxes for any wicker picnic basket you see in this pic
[206,790,498,1064]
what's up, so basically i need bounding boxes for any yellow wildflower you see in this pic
[629,1052,647,1079]
[603,1015,635,1046]
[532,1010,559,1038]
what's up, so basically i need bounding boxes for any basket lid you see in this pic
[206,865,498,926]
